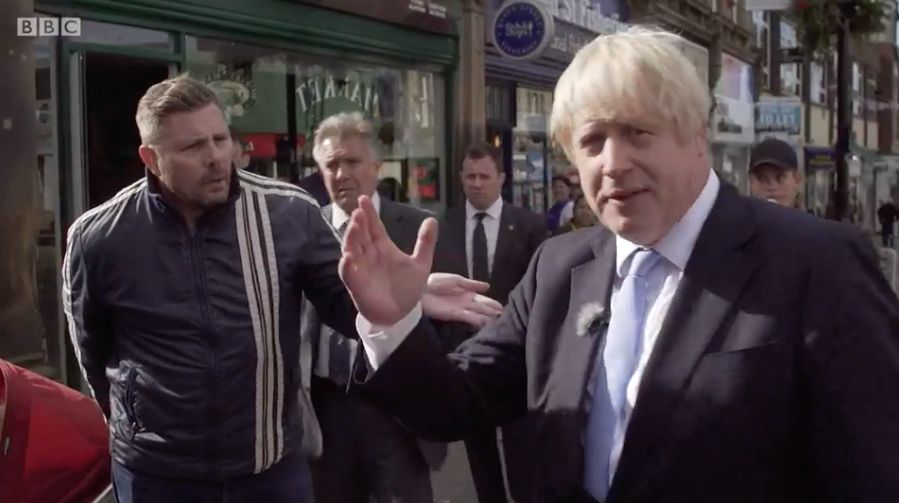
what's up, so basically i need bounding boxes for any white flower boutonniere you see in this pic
[575,301,608,338]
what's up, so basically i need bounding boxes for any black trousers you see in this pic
[464,416,537,503]
[882,228,895,247]
[111,448,313,503]
[310,377,433,503]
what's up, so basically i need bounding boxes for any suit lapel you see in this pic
[322,204,333,228]
[492,204,515,283]
[561,229,617,415]
[446,207,468,277]
[609,186,761,500]
[379,199,402,236]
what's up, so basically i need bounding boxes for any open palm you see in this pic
[339,196,505,328]
[339,196,436,326]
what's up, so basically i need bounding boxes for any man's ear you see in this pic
[138,145,160,177]
[694,126,709,158]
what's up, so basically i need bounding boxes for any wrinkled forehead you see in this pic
[156,104,228,142]
[319,134,372,159]
[462,156,500,176]
[570,79,674,135]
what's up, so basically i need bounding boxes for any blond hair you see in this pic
[550,26,710,157]
[135,74,221,144]
[312,112,380,163]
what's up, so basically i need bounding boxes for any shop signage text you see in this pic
[756,97,801,141]
[294,0,455,35]
[805,147,836,170]
[547,26,592,58]
[492,0,555,60]
[295,76,380,116]
[549,0,628,33]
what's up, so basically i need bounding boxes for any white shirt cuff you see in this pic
[355,303,423,371]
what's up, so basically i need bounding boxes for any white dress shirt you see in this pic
[331,191,381,230]
[465,197,503,278]
[355,171,721,398]
[601,169,720,481]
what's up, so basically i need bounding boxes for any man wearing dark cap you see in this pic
[749,137,801,208]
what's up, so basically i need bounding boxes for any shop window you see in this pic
[513,87,562,213]
[486,85,512,124]
[185,36,446,212]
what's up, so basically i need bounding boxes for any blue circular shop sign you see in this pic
[492,0,554,61]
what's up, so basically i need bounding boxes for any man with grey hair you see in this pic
[62,75,501,502]
[338,27,899,502]
[303,112,446,502]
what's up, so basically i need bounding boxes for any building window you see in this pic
[486,84,512,124]
[185,36,447,212]
[780,20,801,96]
[753,11,770,90]
[513,87,554,213]
[810,62,826,104]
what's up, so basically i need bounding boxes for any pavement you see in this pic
[432,441,478,503]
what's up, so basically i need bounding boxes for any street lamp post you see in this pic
[833,0,853,221]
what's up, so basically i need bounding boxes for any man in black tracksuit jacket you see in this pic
[63,75,499,502]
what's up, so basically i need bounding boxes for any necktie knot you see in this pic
[626,249,661,280]
[338,220,349,237]
[475,212,488,222]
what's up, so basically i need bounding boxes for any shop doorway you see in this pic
[82,53,170,207]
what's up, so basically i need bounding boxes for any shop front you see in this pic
[712,52,755,194]
[15,0,458,385]
[804,147,837,218]
[485,0,628,213]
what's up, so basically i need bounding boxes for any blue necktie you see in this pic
[584,249,662,501]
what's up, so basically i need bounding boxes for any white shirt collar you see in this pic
[332,191,381,230]
[616,170,720,275]
[465,196,503,221]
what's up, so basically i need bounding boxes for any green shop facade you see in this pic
[18,0,460,386]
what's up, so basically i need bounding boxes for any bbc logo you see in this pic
[17,17,81,37]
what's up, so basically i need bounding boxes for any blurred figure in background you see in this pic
[546,175,574,232]
[554,194,597,235]
[748,138,801,208]
[878,199,897,247]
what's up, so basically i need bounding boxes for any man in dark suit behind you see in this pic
[338,27,899,503]
[302,112,446,503]
[433,143,547,502]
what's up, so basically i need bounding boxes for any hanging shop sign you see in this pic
[491,0,555,60]
[756,96,802,143]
